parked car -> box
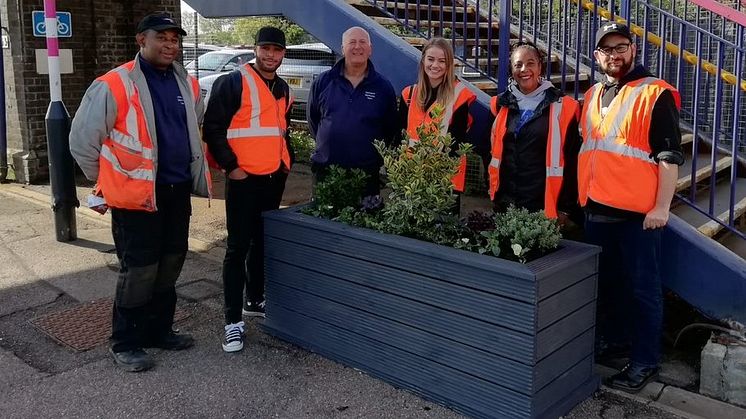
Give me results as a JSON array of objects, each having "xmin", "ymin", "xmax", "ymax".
[
  {"xmin": 199, "ymin": 43, "xmax": 338, "ymax": 122},
  {"xmin": 277, "ymin": 43, "xmax": 337, "ymax": 120},
  {"xmin": 186, "ymin": 49, "xmax": 255, "ymax": 79},
  {"xmin": 181, "ymin": 42, "xmax": 224, "ymax": 64}
]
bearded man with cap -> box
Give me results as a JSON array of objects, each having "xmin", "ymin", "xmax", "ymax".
[
  {"xmin": 578, "ymin": 22, "xmax": 683, "ymax": 392},
  {"xmin": 70, "ymin": 12, "xmax": 210, "ymax": 372},
  {"xmin": 202, "ymin": 26, "xmax": 293, "ymax": 353}
]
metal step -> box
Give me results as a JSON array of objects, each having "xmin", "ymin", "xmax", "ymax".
[
  {"xmin": 346, "ymin": 0, "xmax": 476, "ymax": 15},
  {"xmin": 371, "ymin": 15, "xmax": 498, "ymax": 29},
  {"xmin": 672, "ymin": 177, "xmax": 746, "ymax": 238},
  {"xmin": 675, "ymin": 152, "xmax": 732, "ymax": 193}
]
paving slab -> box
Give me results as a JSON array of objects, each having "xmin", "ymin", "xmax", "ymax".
[{"xmin": 656, "ymin": 386, "xmax": 746, "ymax": 419}]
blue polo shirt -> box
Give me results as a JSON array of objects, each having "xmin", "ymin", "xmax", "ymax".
[
  {"xmin": 306, "ymin": 59, "xmax": 399, "ymax": 171},
  {"xmin": 139, "ymin": 56, "xmax": 191, "ymax": 184}
]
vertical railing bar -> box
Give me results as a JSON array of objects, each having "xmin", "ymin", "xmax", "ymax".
[
  {"xmin": 561, "ymin": 0, "xmax": 569, "ymax": 92},
  {"xmin": 709, "ymin": 43, "xmax": 725, "ymax": 216},
  {"xmin": 440, "ymin": 1, "xmax": 442, "ymax": 38},
  {"xmin": 658, "ymin": 12, "xmax": 666, "ymax": 78},
  {"xmin": 689, "ymin": 7, "xmax": 703, "ymax": 203},
  {"xmin": 487, "ymin": 0, "xmax": 494, "ymax": 79},
  {"xmin": 728, "ymin": 26, "xmax": 743, "ymax": 226},
  {"xmin": 546, "ymin": 0, "xmax": 554, "ymax": 81},
  {"xmin": 407, "ymin": 0, "xmax": 422, "ymax": 35},
  {"xmin": 574, "ymin": 0, "xmax": 583, "ymax": 99},
  {"xmin": 643, "ymin": 3, "xmax": 650, "ymax": 69}
]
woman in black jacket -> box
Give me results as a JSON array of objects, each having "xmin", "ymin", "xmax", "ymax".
[{"xmin": 485, "ymin": 42, "xmax": 582, "ymax": 226}]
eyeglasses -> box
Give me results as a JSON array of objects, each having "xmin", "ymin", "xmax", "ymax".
[{"xmin": 597, "ymin": 43, "xmax": 631, "ymax": 55}]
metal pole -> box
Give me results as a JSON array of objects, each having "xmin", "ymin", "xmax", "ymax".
[
  {"xmin": 497, "ymin": 0, "xmax": 512, "ymax": 92},
  {"xmin": 193, "ymin": 11, "xmax": 199, "ymax": 80},
  {"xmin": 0, "ymin": 10, "xmax": 8, "ymax": 183},
  {"xmin": 43, "ymin": 0, "xmax": 78, "ymax": 242}
]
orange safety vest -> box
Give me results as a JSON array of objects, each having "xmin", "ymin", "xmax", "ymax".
[
  {"xmin": 578, "ymin": 77, "xmax": 681, "ymax": 214},
  {"xmin": 226, "ymin": 64, "xmax": 293, "ymax": 175},
  {"xmin": 488, "ymin": 95, "xmax": 580, "ymax": 218},
  {"xmin": 402, "ymin": 81, "xmax": 476, "ymax": 192},
  {"xmin": 95, "ymin": 60, "xmax": 202, "ymax": 211}
]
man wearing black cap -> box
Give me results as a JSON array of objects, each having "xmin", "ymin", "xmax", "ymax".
[
  {"xmin": 70, "ymin": 12, "xmax": 210, "ymax": 372},
  {"xmin": 578, "ymin": 22, "xmax": 683, "ymax": 392},
  {"xmin": 203, "ymin": 26, "xmax": 293, "ymax": 353}
]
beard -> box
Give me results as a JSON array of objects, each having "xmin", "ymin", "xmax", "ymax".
[
  {"xmin": 601, "ymin": 58, "xmax": 634, "ymax": 79},
  {"xmin": 255, "ymin": 58, "xmax": 281, "ymax": 74}
]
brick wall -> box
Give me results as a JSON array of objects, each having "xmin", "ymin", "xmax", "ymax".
[{"xmin": 1, "ymin": 0, "xmax": 181, "ymax": 183}]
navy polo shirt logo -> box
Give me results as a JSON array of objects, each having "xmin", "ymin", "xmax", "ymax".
[
  {"xmin": 364, "ymin": 91, "xmax": 376, "ymax": 100},
  {"xmin": 177, "ymin": 95, "xmax": 185, "ymax": 105}
]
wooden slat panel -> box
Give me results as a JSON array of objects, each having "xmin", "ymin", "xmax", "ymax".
[
  {"xmin": 266, "ymin": 238, "xmax": 537, "ymax": 330},
  {"xmin": 265, "ymin": 260, "xmax": 536, "ymax": 363},
  {"xmin": 267, "ymin": 283, "xmax": 535, "ymax": 394},
  {"xmin": 265, "ymin": 304, "xmax": 533, "ymax": 419},
  {"xmin": 536, "ymin": 303, "xmax": 596, "ymax": 360},
  {"xmin": 537, "ymin": 275, "xmax": 597, "ymax": 330}
]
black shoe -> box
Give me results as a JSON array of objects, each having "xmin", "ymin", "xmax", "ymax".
[
  {"xmin": 145, "ymin": 331, "xmax": 195, "ymax": 351},
  {"xmin": 242, "ymin": 300, "xmax": 265, "ymax": 318},
  {"xmin": 605, "ymin": 363, "xmax": 660, "ymax": 393},
  {"xmin": 109, "ymin": 348, "xmax": 154, "ymax": 372}
]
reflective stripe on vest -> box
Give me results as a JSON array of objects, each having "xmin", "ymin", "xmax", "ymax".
[
  {"xmin": 403, "ymin": 81, "xmax": 475, "ymax": 192},
  {"xmin": 489, "ymin": 95, "xmax": 578, "ymax": 218},
  {"xmin": 226, "ymin": 64, "xmax": 290, "ymax": 175},
  {"xmin": 578, "ymin": 77, "xmax": 676, "ymax": 213},
  {"xmin": 96, "ymin": 62, "xmax": 158, "ymax": 211}
]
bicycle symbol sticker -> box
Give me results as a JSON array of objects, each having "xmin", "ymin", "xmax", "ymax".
[{"xmin": 32, "ymin": 11, "xmax": 72, "ymax": 38}]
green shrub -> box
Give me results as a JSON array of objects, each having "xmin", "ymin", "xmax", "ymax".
[
  {"xmin": 303, "ymin": 107, "xmax": 562, "ymax": 263},
  {"xmin": 302, "ymin": 165, "xmax": 368, "ymax": 219},
  {"xmin": 483, "ymin": 206, "xmax": 562, "ymax": 263},
  {"xmin": 289, "ymin": 130, "xmax": 315, "ymax": 163}
]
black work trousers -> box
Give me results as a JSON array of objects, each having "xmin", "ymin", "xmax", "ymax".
[
  {"xmin": 110, "ymin": 182, "xmax": 192, "ymax": 352},
  {"xmin": 223, "ymin": 171, "xmax": 287, "ymax": 324}
]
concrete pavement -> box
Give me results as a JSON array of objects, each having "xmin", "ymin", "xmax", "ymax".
[{"xmin": 0, "ymin": 182, "xmax": 743, "ymax": 418}]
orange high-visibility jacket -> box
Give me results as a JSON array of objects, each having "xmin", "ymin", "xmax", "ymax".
[
  {"xmin": 402, "ymin": 81, "xmax": 476, "ymax": 192},
  {"xmin": 95, "ymin": 60, "xmax": 202, "ymax": 212},
  {"xmin": 579, "ymin": 77, "xmax": 681, "ymax": 214},
  {"xmin": 226, "ymin": 64, "xmax": 293, "ymax": 175},
  {"xmin": 488, "ymin": 95, "xmax": 580, "ymax": 218}
]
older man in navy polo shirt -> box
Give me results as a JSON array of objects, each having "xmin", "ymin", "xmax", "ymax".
[{"xmin": 307, "ymin": 26, "xmax": 399, "ymax": 197}]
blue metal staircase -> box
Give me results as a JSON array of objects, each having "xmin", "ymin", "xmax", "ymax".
[{"xmin": 183, "ymin": 0, "xmax": 746, "ymax": 325}]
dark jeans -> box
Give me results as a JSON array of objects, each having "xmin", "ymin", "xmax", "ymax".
[
  {"xmin": 223, "ymin": 171, "xmax": 287, "ymax": 324},
  {"xmin": 311, "ymin": 163, "xmax": 381, "ymax": 197},
  {"xmin": 585, "ymin": 216, "xmax": 663, "ymax": 368},
  {"xmin": 110, "ymin": 182, "xmax": 192, "ymax": 352}
]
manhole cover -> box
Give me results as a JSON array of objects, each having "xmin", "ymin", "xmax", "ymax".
[{"xmin": 29, "ymin": 299, "xmax": 190, "ymax": 352}]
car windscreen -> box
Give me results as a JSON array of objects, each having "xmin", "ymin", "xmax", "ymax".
[
  {"xmin": 283, "ymin": 49, "xmax": 336, "ymax": 66},
  {"xmin": 185, "ymin": 52, "xmax": 233, "ymax": 71}
]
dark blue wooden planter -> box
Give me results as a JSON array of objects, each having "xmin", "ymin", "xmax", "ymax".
[{"xmin": 263, "ymin": 207, "xmax": 601, "ymax": 419}]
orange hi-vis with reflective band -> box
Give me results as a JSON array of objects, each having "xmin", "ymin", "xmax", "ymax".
[
  {"xmin": 579, "ymin": 77, "xmax": 681, "ymax": 214},
  {"xmin": 95, "ymin": 60, "xmax": 201, "ymax": 212},
  {"xmin": 402, "ymin": 81, "xmax": 476, "ymax": 192},
  {"xmin": 488, "ymin": 95, "xmax": 580, "ymax": 219},
  {"xmin": 226, "ymin": 64, "xmax": 292, "ymax": 175}
]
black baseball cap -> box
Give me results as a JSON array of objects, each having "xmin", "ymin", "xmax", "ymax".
[
  {"xmin": 137, "ymin": 13, "xmax": 187, "ymax": 36},
  {"xmin": 255, "ymin": 26, "xmax": 286, "ymax": 48},
  {"xmin": 595, "ymin": 22, "xmax": 632, "ymax": 48}
]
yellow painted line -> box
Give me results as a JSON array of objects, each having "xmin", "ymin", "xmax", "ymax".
[{"xmin": 574, "ymin": 0, "xmax": 746, "ymax": 92}]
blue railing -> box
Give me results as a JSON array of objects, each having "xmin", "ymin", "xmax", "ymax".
[{"xmin": 365, "ymin": 0, "xmax": 745, "ymax": 240}]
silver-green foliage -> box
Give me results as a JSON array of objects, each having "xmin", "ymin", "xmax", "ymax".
[{"xmin": 483, "ymin": 206, "xmax": 561, "ymax": 263}]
